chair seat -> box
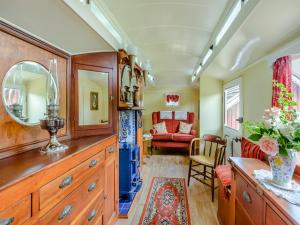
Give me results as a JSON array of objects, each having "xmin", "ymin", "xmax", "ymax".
[{"xmin": 190, "ymin": 155, "xmax": 214, "ymax": 167}]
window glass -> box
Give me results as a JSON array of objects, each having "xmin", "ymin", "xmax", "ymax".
[{"xmin": 224, "ymin": 84, "xmax": 240, "ymax": 130}]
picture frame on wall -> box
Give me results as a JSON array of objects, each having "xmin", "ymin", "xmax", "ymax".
[{"xmin": 90, "ymin": 91, "xmax": 99, "ymax": 110}]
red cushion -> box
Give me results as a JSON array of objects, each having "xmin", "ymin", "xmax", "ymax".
[
  {"xmin": 215, "ymin": 165, "xmax": 232, "ymax": 199},
  {"xmin": 172, "ymin": 133, "xmax": 194, "ymax": 142},
  {"xmin": 152, "ymin": 133, "xmax": 173, "ymax": 141},
  {"xmin": 215, "ymin": 165, "xmax": 232, "ymax": 187},
  {"xmin": 241, "ymin": 137, "xmax": 266, "ymax": 161}
]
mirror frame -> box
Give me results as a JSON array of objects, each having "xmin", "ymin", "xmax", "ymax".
[
  {"xmin": 1, "ymin": 60, "xmax": 50, "ymax": 127},
  {"xmin": 74, "ymin": 63, "xmax": 113, "ymax": 131}
]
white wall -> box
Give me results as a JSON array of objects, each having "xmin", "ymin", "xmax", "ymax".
[
  {"xmin": 225, "ymin": 60, "xmax": 273, "ymax": 133},
  {"xmin": 199, "ymin": 76, "xmax": 223, "ymax": 136}
]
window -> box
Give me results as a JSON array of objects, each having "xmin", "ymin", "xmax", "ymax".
[
  {"xmin": 292, "ymin": 57, "xmax": 300, "ymax": 173},
  {"xmin": 224, "ymin": 84, "xmax": 240, "ymax": 130},
  {"xmin": 4, "ymin": 88, "xmax": 21, "ymax": 105},
  {"xmin": 292, "ymin": 74, "xmax": 300, "ymax": 111}
]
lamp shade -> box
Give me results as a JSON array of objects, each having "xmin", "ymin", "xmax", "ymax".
[{"xmin": 47, "ymin": 59, "xmax": 59, "ymax": 105}]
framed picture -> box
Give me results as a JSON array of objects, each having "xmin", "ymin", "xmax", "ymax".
[{"xmin": 90, "ymin": 92, "xmax": 99, "ymax": 110}]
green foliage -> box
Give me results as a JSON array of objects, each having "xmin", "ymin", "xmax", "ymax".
[{"xmin": 244, "ymin": 81, "xmax": 300, "ymax": 156}]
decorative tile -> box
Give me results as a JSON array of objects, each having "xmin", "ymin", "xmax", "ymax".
[{"xmin": 119, "ymin": 110, "xmax": 136, "ymax": 144}]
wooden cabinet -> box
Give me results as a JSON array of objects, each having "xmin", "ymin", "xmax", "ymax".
[
  {"xmin": 235, "ymin": 173, "xmax": 263, "ymax": 225},
  {"xmin": 230, "ymin": 157, "xmax": 300, "ymax": 225},
  {"xmin": 104, "ymin": 144, "xmax": 118, "ymax": 225},
  {"xmin": 265, "ymin": 205, "xmax": 287, "ymax": 225},
  {"xmin": 0, "ymin": 135, "xmax": 118, "ymax": 225}
]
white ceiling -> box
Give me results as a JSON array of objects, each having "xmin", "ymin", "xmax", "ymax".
[
  {"xmin": 0, "ymin": 0, "xmax": 113, "ymax": 54},
  {"xmin": 205, "ymin": 0, "xmax": 300, "ymax": 80},
  {"xmin": 101, "ymin": 0, "xmax": 229, "ymax": 87}
]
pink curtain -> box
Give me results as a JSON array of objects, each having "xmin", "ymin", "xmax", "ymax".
[{"xmin": 272, "ymin": 56, "xmax": 292, "ymax": 107}]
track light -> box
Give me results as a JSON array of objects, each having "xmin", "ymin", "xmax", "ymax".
[
  {"xmin": 196, "ymin": 64, "xmax": 202, "ymax": 75},
  {"xmin": 215, "ymin": 0, "xmax": 242, "ymax": 46},
  {"xmin": 202, "ymin": 45, "xmax": 213, "ymax": 65}
]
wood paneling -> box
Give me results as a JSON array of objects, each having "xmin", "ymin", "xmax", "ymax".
[
  {"xmin": 0, "ymin": 21, "xmax": 70, "ymax": 159},
  {"xmin": 71, "ymin": 52, "xmax": 118, "ymax": 138},
  {"xmin": 104, "ymin": 143, "xmax": 118, "ymax": 225}
]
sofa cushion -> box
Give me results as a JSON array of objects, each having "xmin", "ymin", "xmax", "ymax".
[
  {"xmin": 172, "ymin": 133, "xmax": 194, "ymax": 142},
  {"xmin": 178, "ymin": 121, "xmax": 193, "ymax": 134},
  {"xmin": 153, "ymin": 121, "xmax": 168, "ymax": 134},
  {"xmin": 152, "ymin": 133, "xmax": 173, "ymax": 141}
]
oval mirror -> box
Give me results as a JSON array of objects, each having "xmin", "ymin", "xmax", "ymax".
[{"xmin": 2, "ymin": 61, "xmax": 50, "ymax": 126}]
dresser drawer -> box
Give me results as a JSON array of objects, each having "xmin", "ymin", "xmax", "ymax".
[
  {"xmin": 105, "ymin": 144, "xmax": 115, "ymax": 160},
  {"xmin": 40, "ymin": 169, "xmax": 104, "ymax": 225},
  {"xmin": 0, "ymin": 195, "xmax": 31, "ymax": 225},
  {"xmin": 40, "ymin": 150, "xmax": 105, "ymax": 211},
  {"xmin": 72, "ymin": 192, "xmax": 104, "ymax": 225},
  {"xmin": 235, "ymin": 173, "xmax": 263, "ymax": 225}
]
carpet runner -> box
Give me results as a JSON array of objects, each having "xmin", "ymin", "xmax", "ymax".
[{"xmin": 138, "ymin": 177, "xmax": 191, "ymax": 225}]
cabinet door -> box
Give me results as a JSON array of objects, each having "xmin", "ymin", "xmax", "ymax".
[
  {"xmin": 104, "ymin": 152, "xmax": 118, "ymax": 225},
  {"xmin": 265, "ymin": 205, "xmax": 287, "ymax": 225}
]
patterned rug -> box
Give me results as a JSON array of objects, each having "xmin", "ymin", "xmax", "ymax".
[{"xmin": 138, "ymin": 177, "xmax": 191, "ymax": 225}]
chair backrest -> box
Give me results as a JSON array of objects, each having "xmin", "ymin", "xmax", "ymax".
[
  {"xmin": 152, "ymin": 111, "xmax": 194, "ymax": 133},
  {"xmin": 190, "ymin": 134, "xmax": 227, "ymax": 167},
  {"xmin": 202, "ymin": 134, "xmax": 227, "ymax": 158}
]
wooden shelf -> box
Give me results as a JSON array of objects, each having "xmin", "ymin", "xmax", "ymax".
[{"xmin": 118, "ymin": 106, "xmax": 144, "ymax": 111}]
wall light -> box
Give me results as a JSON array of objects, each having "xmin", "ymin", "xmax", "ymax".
[
  {"xmin": 202, "ymin": 45, "xmax": 213, "ymax": 65},
  {"xmin": 215, "ymin": 0, "xmax": 242, "ymax": 46},
  {"xmin": 192, "ymin": 74, "xmax": 196, "ymax": 82}
]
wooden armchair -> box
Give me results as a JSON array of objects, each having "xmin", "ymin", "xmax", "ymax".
[{"xmin": 187, "ymin": 135, "xmax": 227, "ymax": 201}]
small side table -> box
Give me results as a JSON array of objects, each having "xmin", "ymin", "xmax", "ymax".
[{"xmin": 142, "ymin": 137, "xmax": 152, "ymax": 163}]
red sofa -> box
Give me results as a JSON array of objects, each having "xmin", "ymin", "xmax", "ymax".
[{"xmin": 150, "ymin": 111, "xmax": 196, "ymax": 152}]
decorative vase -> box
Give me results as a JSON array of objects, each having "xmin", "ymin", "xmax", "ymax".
[
  {"xmin": 268, "ymin": 150, "xmax": 297, "ymax": 188},
  {"xmin": 124, "ymin": 86, "xmax": 132, "ymax": 103},
  {"xmin": 132, "ymin": 85, "xmax": 140, "ymax": 107}
]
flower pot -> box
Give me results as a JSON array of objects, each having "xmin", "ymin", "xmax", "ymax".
[{"xmin": 268, "ymin": 150, "xmax": 297, "ymax": 188}]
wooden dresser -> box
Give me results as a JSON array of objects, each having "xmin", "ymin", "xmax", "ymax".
[
  {"xmin": 230, "ymin": 157, "xmax": 300, "ymax": 225},
  {"xmin": 0, "ymin": 135, "xmax": 118, "ymax": 225}
]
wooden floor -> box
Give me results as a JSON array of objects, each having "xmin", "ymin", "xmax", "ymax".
[{"xmin": 116, "ymin": 150, "xmax": 219, "ymax": 225}]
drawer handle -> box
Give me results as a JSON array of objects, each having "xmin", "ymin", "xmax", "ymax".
[
  {"xmin": 58, "ymin": 205, "xmax": 73, "ymax": 221},
  {"xmin": 59, "ymin": 176, "xmax": 73, "ymax": 189},
  {"xmin": 108, "ymin": 146, "xmax": 114, "ymax": 154},
  {"xmin": 88, "ymin": 209, "xmax": 97, "ymax": 221},
  {"xmin": 88, "ymin": 182, "xmax": 97, "ymax": 192},
  {"xmin": 0, "ymin": 217, "xmax": 15, "ymax": 225},
  {"xmin": 242, "ymin": 191, "xmax": 252, "ymax": 204},
  {"xmin": 89, "ymin": 159, "xmax": 98, "ymax": 168}
]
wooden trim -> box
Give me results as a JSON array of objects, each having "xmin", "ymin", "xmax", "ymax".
[
  {"xmin": 71, "ymin": 52, "xmax": 118, "ymax": 138},
  {"xmin": 0, "ymin": 20, "xmax": 71, "ymax": 159},
  {"xmin": 0, "ymin": 20, "xmax": 69, "ymax": 58}
]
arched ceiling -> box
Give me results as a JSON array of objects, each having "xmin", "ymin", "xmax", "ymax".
[
  {"xmin": 204, "ymin": 0, "xmax": 300, "ymax": 80},
  {"xmin": 100, "ymin": 0, "xmax": 230, "ymax": 87}
]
